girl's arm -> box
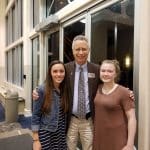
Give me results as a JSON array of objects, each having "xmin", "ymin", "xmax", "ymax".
[
  {"xmin": 32, "ymin": 131, "xmax": 41, "ymax": 150},
  {"xmin": 122, "ymin": 108, "xmax": 137, "ymax": 150}
]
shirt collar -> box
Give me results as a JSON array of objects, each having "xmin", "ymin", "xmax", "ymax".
[{"xmin": 75, "ymin": 62, "xmax": 87, "ymax": 71}]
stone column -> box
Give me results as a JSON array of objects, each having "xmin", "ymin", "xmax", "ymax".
[{"xmin": 134, "ymin": 0, "xmax": 150, "ymax": 149}]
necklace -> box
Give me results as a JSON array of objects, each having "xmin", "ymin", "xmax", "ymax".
[{"xmin": 102, "ymin": 84, "xmax": 118, "ymax": 95}]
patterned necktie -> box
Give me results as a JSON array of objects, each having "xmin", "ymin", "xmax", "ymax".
[{"xmin": 77, "ymin": 67, "xmax": 86, "ymax": 119}]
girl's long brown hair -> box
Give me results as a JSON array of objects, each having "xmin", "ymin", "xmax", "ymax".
[{"xmin": 42, "ymin": 60, "xmax": 69, "ymax": 114}]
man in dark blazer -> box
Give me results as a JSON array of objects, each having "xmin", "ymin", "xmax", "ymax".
[{"xmin": 66, "ymin": 35, "xmax": 99, "ymax": 150}]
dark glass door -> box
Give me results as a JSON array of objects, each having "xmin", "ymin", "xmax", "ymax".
[
  {"xmin": 63, "ymin": 19, "xmax": 85, "ymax": 63},
  {"xmin": 91, "ymin": 0, "xmax": 134, "ymax": 89}
]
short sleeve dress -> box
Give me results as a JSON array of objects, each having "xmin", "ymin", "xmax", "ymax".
[{"xmin": 93, "ymin": 84, "xmax": 135, "ymax": 150}]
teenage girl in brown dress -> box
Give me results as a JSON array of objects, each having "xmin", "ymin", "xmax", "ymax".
[{"xmin": 93, "ymin": 60, "xmax": 136, "ymax": 150}]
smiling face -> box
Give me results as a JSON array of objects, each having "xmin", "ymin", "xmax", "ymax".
[
  {"xmin": 50, "ymin": 64, "xmax": 65, "ymax": 88},
  {"xmin": 72, "ymin": 40, "xmax": 89, "ymax": 65},
  {"xmin": 100, "ymin": 62, "xmax": 117, "ymax": 84}
]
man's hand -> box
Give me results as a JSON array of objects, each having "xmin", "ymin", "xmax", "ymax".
[
  {"xmin": 129, "ymin": 90, "xmax": 135, "ymax": 101},
  {"xmin": 32, "ymin": 89, "xmax": 39, "ymax": 100}
]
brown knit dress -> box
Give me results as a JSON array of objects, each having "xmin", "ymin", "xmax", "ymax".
[{"xmin": 93, "ymin": 85, "xmax": 135, "ymax": 150}]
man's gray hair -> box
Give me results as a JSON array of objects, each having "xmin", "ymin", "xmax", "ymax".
[{"xmin": 72, "ymin": 35, "xmax": 89, "ymax": 49}]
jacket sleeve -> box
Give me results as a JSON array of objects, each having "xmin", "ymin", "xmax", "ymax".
[{"xmin": 31, "ymin": 84, "xmax": 45, "ymax": 131}]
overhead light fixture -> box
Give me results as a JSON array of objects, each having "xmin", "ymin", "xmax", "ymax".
[{"xmin": 125, "ymin": 55, "xmax": 131, "ymax": 68}]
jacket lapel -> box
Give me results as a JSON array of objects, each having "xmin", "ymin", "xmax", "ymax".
[
  {"xmin": 69, "ymin": 62, "xmax": 76, "ymax": 98},
  {"xmin": 87, "ymin": 62, "xmax": 93, "ymax": 100}
]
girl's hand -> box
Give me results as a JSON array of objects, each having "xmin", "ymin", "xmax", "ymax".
[
  {"xmin": 33, "ymin": 140, "xmax": 41, "ymax": 150},
  {"xmin": 129, "ymin": 90, "xmax": 135, "ymax": 101}
]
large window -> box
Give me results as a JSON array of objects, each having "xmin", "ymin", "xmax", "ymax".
[
  {"xmin": 91, "ymin": 0, "xmax": 134, "ymax": 89},
  {"xmin": 6, "ymin": 0, "xmax": 23, "ymax": 45},
  {"xmin": 6, "ymin": 44, "xmax": 24, "ymax": 86}
]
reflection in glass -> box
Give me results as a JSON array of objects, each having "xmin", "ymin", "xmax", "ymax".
[
  {"xmin": 91, "ymin": 0, "xmax": 134, "ymax": 89},
  {"xmin": 33, "ymin": 0, "xmax": 39, "ymax": 27},
  {"xmin": 46, "ymin": 0, "xmax": 69, "ymax": 16},
  {"xmin": 47, "ymin": 32, "xmax": 59, "ymax": 66},
  {"xmin": 32, "ymin": 37, "xmax": 40, "ymax": 89}
]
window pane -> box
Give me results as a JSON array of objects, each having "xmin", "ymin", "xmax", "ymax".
[
  {"xmin": 6, "ymin": 45, "xmax": 23, "ymax": 86},
  {"xmin": 7, "ymin": 51, "xmax": 13, "ymax": 82},
  {"xmin": 12, "ymin": 48, "xmax": 16, "ymax": 83},
  {"xmin": 6, "ymin": 16, "xmax": 8, "ymax": 46},
  {"xmin": 12, "ymin": 6, "xmax": 15, "ymax": 42},
  {"xmin": 32, "ymin": 37, "xmax": 40, "ymax": 89},
  {"xmin": 18, "ymin": 0, "xmax": 23, "ymax": 37},
  {"xmin": 46, "ymin": 0, "xmax": 68, "ymax": 16},
  {"xmin": 91, "ymin": 0, "xmax": 134, "ymax": 89},
  {"xmin": 5, "ymin": 0, "xmax": 23, "ymax": 45},
  {"xmin": 33, "ymin": 0, "xmax": 39, "ymax": 27},
  {"xmin": 19, "ymin": 45, "xmax": 24, "ymax": 86},
  {"xmin": 47, "ymin": 32, "xmax": 59, "ymax": 65},
  {"xmin": 10, "ymin": 10, "xmax": 13, "ymax": 44}
]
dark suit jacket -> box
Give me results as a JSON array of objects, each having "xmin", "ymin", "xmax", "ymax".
[{"xmin": 65, "ymin": 61, "xmax": 100, "ymax": 129}]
